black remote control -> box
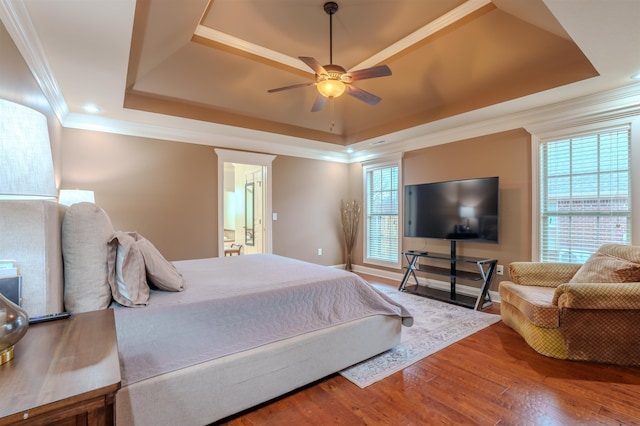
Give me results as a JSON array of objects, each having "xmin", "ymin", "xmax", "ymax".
[{"xmin": 28, "ymin": 312, "xmax": 72, "ymax": 324}]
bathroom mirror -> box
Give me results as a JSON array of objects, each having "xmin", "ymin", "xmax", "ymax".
[{"xmin": 245, "ymin": 182, "xmax": 254, "ymax": 246}]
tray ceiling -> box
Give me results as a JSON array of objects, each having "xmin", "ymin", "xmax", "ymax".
[
  {"xmin": 123, "ymin": 0, "xmax": 597, "ymax": 145},
  {"xmin": 8, "ymin": 0, "xmax": 639, "ymax": 157}
]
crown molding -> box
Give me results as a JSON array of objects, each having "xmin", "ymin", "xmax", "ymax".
[
  {"xmin": 194, "ymin": 25, "xmax": 312, "ymax": 74},
  {"xmin": 352, "ymin": 81, "xmax": 640, "ymax": 162},
  {"xmin": 4, "ymin": 0, "xmax": 638, "ymax": 165},
  {"xmin": 352, "ymin": 0, "xmax": 492, "ymax": 71},
  {"xmin": 62, "ymin": 111, "xmax": 352, "ymax": 163},
  {"xmin": 60, "ymin": 82, "xmax": 640, "ymax": 165},
  {"xmin": 195, "ymin": 0, "xmax": 492, "ymax": 74},
  {"xmin": 522, "ymin": 84, "xmax": 640, "ymax": 136},
  {"xmin": 0, "ymin": 0, "xmax": 69, "ymax": 121}
]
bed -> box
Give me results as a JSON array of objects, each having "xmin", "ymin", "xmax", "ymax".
[{"xmin": 59, "ymin": 203, "xmax": 412, "ymax": 425}]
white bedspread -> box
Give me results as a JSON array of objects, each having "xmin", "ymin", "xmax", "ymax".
[{"xmin": 113, "ymin": 254, "xmax": 412, "ymax": 386}]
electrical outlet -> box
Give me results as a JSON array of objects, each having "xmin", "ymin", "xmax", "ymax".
[
  {"xmin": 317, "ymin": 248, "xmax": 322, "ymax": 256},
  {"xmin": 496, "ymin": 264, "xmax": 504, "ymax": 275}
]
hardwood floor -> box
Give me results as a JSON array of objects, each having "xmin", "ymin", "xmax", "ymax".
[{"xmin": 216, "ymin": 275, "xmax": 640, "ymax": 425}]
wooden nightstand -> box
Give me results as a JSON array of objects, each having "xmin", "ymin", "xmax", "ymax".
[{"xmin": 0, "ymin": 309, "xmax": 121, "ymax": 425}]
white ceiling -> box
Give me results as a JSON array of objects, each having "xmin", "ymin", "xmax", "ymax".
[{"xmin": 1, "ymin": 0, "xmax": 639, "ymax": 162}]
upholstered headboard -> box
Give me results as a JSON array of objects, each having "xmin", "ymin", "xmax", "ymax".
[{"xmin": 0, "ymin": 200, "xmax": 63, "ymax": 316}]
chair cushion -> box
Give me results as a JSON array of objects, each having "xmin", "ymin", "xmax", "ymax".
[
  {"xmin": 509, "ymin": 262, "xmax": 580, "ymax": 287},
  {"xmin": 500, "ymin": 301, "xmax": 568, "ymax": 359},
  {"xmin": 499, "ymin": 281, "xmax": 559, "ymax": 328},
  {"xmin": 598, "ymin": 243, "xmax": 640, "ymax": 263},
  {"xmin": 570, "ymin": 244, "xmax": 640, "ymax": 283}
]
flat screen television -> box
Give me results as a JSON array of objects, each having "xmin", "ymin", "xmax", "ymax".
[{"xmin": 404, "ymin": 176, "xmax": 499, "ymax": 243}]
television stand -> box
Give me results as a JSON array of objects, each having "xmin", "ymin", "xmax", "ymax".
[{"xmin": 398, "ymin": 241, "xmax": 497, "ymax": 310}]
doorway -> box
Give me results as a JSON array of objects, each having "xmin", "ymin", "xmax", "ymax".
[
  {"xmin": 223, "ymin": 163, "xmax": 263, "ymax": 255},
  {"xmin": 215, "ymin": 149, "xmax": 275, "ymax": 257}
]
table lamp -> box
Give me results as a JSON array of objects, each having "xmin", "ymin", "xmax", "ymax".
[
  {"xmin": 459, "ymin": 206, "xmax": 475, "ymax": 232},
  {"xmin": 0, "ymin": 98, "xmax": 57, "ymax": 364},
  {"xmin": 58, "ymin": 189, "xmax": 95, "ymax": 206}
]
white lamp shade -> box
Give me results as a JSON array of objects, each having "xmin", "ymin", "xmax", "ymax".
[
  {"xmin": 58, "ymin": 189, "xmax": 95, "ymax": 206},
  {"xmin": 459, "ymin": 206, "xmax": 475, "ymax": 218},
  {"xmin": 0, "ymin": 99, "xmax": 56, "ymax": 200}
]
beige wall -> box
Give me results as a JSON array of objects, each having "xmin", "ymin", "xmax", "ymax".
[
  {"xmin": 350, "ymin": 129, "xmax": 531, "ymax": 291},
  {"xmin": 60, "ymin": 128, "xmax": 353, "ymax": 265},
  {"xmin": 272, "ymin": 156, "xmax": 350, "ymax": 265},
  {"xmin": 402, "ymin": 129, "xmax": 531, "ymax": 276},
  {"xmin": 60, "ymin": 128, "xmax": 218, "ymax": 261},
  {"xmin": 347, "ymin": 161, "xmax": 365, "ymax": 265}
]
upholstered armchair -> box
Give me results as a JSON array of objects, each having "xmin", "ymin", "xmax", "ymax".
[{"xmin": 499, "ymin": 244, "xmax": 640, "ymax": 366}]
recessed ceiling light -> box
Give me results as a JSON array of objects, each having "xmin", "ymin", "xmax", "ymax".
[
  {"xmin": 82, "ymin": 104, "xmax": 101, "ymax": 113},
  {"xmin": 631, "ymin": 71, "xmax": 640, "ymax": 80},
  {"xmin": 346, "ymin": 148, "xmax": 354, "ymax": 153}
]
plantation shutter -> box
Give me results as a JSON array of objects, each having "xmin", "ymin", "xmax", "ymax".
[
  {"xmin": 539, "ymin": 126, "xmax": 632, "ymax": 262},
  {"xmin": 365, "ymin": 164, "xmax": 399, "ymax": 264}
]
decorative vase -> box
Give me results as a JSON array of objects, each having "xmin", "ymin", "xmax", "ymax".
[
  {"xmin": 345, "ymin": 252, "xmax": 352, "ymax": 272},
  {"xmin": 0, "ymin": 292, "xmax": 29, "ymax": 365},
  {"xmin": 341, "ymin": 200, "xmax": 360, "ymax": 272}
]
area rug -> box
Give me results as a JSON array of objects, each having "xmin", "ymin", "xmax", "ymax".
[{"xmin": 340, "ymin": 285, "xmax": 501, "ymax": 388}]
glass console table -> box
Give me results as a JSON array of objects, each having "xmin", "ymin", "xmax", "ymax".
[{"xmin": 399, "ymin": 243, "xmax": 498, "ymax": 310}]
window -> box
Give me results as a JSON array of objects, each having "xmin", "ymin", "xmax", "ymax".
[
  {"xmin": 539, "ymin": 126, "xmax": 631, "ymax": 262},
  {"xmin": 363, "ymin": 159, "xmax": 401, "ymax": 267}
]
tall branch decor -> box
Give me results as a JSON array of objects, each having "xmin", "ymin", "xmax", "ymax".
[{"xmin": 341, "ymin": 200, "xmax": 361, "ymax": 271}]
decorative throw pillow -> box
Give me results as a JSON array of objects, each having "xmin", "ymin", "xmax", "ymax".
[
  {"xmin": 570, "ymin": 245, "xmax": 640, "ymax": 283},
  {"xmin": 62, "ymin": 202, "xmax": 114, "ymax": 313},
  {"xmin": 107, "ymin": 231, "xmax": 150, "ymax": 307},
  {"xmin": 597, "ymin": 243, "xmax": 640, "ymax": 264},
  {"xmin": 130, "ymin": 232, "xmax": 185, "ymax": 292}
]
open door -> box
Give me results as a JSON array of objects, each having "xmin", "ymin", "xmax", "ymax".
[{"xmin": 215, "ymin": 149, "xmax": 275, "ymax": 257}]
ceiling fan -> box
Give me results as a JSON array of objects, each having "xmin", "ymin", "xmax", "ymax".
[{"xmin": 267, "ymin": 1, "xmax": 392, "ymax": 112}]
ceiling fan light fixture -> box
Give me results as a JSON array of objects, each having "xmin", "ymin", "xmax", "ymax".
[
  {"xmin": 317, "ymin": 79, "xmax": 346, "ymax": 98},
  {"xmin": 267, "ymin": 1, "xmax": 391, "ymax": 111}
]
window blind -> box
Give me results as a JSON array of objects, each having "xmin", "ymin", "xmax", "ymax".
[
  {"xmin": 539, "ymin": 126, "xmax": 631, "ymax": 262},
  {"xmin": 365, "ymin": 164, "xmax": 399, "ymax": 264}
]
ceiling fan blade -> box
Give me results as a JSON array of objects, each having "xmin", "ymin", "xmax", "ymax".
[
  {"xmin": 345, "ymin": 85, "xmax": 381, "ymax": 106},
  {"xmin": 311, "ymin": 94, "xmax": 327, "ymax": 112},
  {"xmin": 267, "ymin": 82, "xmax": 314, "ymax": 93},
  {"xmin": 299, "ymin": 56, "xmax": 328, "ymax": 76},
  {"xmin": 346, "ymin": 65, "xmax": 392, "ymax": 82}
]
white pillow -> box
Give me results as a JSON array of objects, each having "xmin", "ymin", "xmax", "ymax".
[{"xmin": 62, "ymin": 202, "xmax": 114, "ymax": 313}]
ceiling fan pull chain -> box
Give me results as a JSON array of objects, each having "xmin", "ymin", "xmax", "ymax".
[{"xmin": 330, "ymin": 99, "xmax": 336, "ymax": 132}]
